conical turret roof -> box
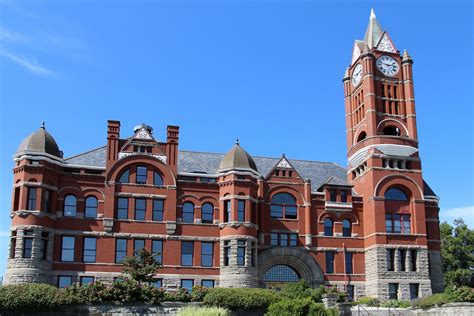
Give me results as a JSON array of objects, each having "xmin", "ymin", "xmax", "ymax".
[
  {"xmin": 16, "ymin": 122, "xmax": 62, "ymax": 158},
  {"xmin": 218, "ymin": 140, "xmax": 258, "ymax": 173}
]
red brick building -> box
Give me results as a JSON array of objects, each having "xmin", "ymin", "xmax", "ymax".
[{"xmin": 4, "ymin": 10, "xmax": 443, "ymax": 300}]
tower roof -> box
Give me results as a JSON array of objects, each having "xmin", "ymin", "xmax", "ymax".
[
  {"xmin": 16, "ymin": 122, "xmax": 62, "ymax": 158},
  {"xmin": 363, "ymin": 8, "xmax": 383, "ymax": 49},
  {"xmin": 218, "ymin": 140, "xmax": 258, "ymax": 173}
]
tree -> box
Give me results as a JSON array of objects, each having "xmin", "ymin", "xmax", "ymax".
[
  {"xmin": 121, "ymin": 248, "xmax": 161, "ymax": 284},
  {"xmin": 440, "ymin": 219, "xmax": 474, "ymax": 288}
]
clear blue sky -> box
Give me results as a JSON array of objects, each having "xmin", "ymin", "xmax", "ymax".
[{"xmin": 0, "ymin": 0, "xmax": 472, "ymax": 279}]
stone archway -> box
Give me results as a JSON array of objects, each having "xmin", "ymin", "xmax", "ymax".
[{"xmin": 257, "ymin": 247, "xmax": 324, "ymax": 288}]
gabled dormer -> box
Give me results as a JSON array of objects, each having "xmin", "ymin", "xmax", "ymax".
[
  {"xmin": 318, "ymin": 177, "xmax": 353, "ymax": 212},
  {"xmin": 119, "ymin": 124, "xmax": 167, "ymax": 163},
  {"xmin": 266, "ymin": 155, "xmax": 303, "ymax": 183}
]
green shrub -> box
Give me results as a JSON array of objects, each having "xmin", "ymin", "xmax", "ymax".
[
  {"xmin": 446, "ymin": 286, "xmax": 474, "ymax": 303},
  {"xmin": 354, "ymin": 296, "xmax": 380, "ymax": 307},
  {"xmin": 380, "ymin": 300, "xmax": 411, "ymax": 308},
  {"xmin": 65, "ymin": 281, "xmax": 113, "ymax": 303},
  {"xmin": 178, "ymin": 306, "xmax": 230, "ymax": 316},
  {"xmin": 280, "ymin": 280, "xmax": 312, "ymax": 300},
  {"xmin": 109, "ymin": 278, "xmax": 148, "ymax": 302},
  {"xmin": 203, "ymin": 288, "xmax": 280, "ymax": 311},
  {"xmin": 143, "ymin": 286, "xmax": 167, "ymax": 304},
  {"xmin": 266, "ymin": 298, "xmax": 335, "ymax": 316},
  {"xmin": 0, "ymin": 283, "xmax": 73, "ymax": 312},
  {"xmin": 411, "ymin": 293, "xmax": 450, "ymax": 309},
  {"xmin": 191, "ymin": 285, "xmax": 209, "ymax": 302}
]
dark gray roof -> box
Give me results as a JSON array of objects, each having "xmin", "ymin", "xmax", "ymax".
[
  {"xmin": 16, "ymin": 126, "xmax": 61, "ymax": 158},
  {"xmin": 218, "ymin": 143, "xmax": 258, "ymax": 173},
  {"xmin": 63, "ymin": 146, "xmax": 437, "ymax": 197}
]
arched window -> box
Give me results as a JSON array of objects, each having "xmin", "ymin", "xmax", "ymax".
[
  {"xmin": 342, "ymin": 219, "xmax": 352, "ymax": 237},
  {"xmin": 324, "ymin": 218, "xmax": 333, "ymax": 236},
  {"xmin": 136, "ymin": 165, "xmax": 148, "ymax": 184},
  {"xmin": 153, "ymin": 170, "xmax": 164, "ymax": 186},
  {"xmin": 118, "ymin": 168, "xmax": 130, "ymax": 183},
  {"xmin": 357, "ymin": 131, "xmax": 367, "ymax": 142},
  {"xmin": 385, "ymin": 188, "xmax": 409, "ymax": 201},
  {"xmin": 383, "ymin": 126, "xmax": 401, "ymax": 136},
  {"xmin": 64, "ymin": 195, "xmax": 77, "ymax": 217},
  {"xmin": 264, "ymin": 265, "xmax": 300, "ymax": 289},
  {"xmin": 182, "ymin": 202, "xmax": 194, "ymax": 223},
  {"xmin": 85, "ymin": 196, "xmax": 98, "ymax": 218},
  {"xmin": 271, "ymin": 193, "xmax": 297, "ymax": 219},
  {"xmin": 202, "ymin": 203, "xmax": 214, "ymax": 224}
]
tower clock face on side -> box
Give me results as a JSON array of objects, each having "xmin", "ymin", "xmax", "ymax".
[
  {"xmin": 376, "ymin": 55, "xmax": 400, "ymax": 76},
  {"xmin": 352, "ymin": 64, "xmax": 363, "ymax": 86}
]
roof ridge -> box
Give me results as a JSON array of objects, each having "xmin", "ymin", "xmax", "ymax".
[{"xmin": 64, "ymin": 145, "xmax": 106, "ymax": 160}]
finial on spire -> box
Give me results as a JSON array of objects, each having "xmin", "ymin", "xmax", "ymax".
[
  {"xmin": 370, "ymin": 8, "xmax": 376, "ymax": 20},
  {"xmin": 235, "ymin": 138, "xmax": 239, "ymax": 145},
  {"xmin": 41, "ymin": 121, "xmax": 45, "ymax": 129},
  {"xmin": 282, "ymin": 153, "xmax": 286, "ymax": 158},
  {"xmin": 402, "ymin": 49, "xmax": 413, "ymax": 63}
]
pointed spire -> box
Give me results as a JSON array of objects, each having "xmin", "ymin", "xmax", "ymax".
[{"xmin": 364, "ymin": 8, "xmax": 383, "ymax": 48}]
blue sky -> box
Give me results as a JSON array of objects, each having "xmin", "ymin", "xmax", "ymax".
[{"xmin": 0, "ymin": 0, "xmax": 472, "ymax": 279}]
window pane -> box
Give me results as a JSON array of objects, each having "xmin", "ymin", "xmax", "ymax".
[
  {"xmin": 271, "ymin": 193, "xmax": 296, "ymax": 205},
  {"xmin": 290, "ymin": 234, "xmax": 298, "ymax": 246},
  {"xmin": 385, "ymin": 214, "xmax": 393, "ymax": 233},
  {"xmin": 393, "ymin": 215, "xmax": 402, "ymax": 233},
  {"xmin": 326, "ymin": 252, "xmax": 335, "ymax": 274},
  {"xmin": 85, "ymin": 196, "xmax": 98, "ymax": 218},
  {"xmin": 58, "ymin": 276, "xmax": 72, "ymax": 288},
  {"xmin": 136, "ymin": 166, "xmax": 148, "ymax": 184},
  {"xmin": 153, "ymin": 171, "xmax": 163, "ymax": 186},
  {"xmin": 23, "ymin": 238, "xmax": 33, "ymax": 258},
  {"xmin": 238, "ymin": 200, "xmax": 245, "ymax": 222},
  {"xmin": 61, "ymin": 236, "xmax": 75, "ymax": 262},
  {"xmin": 135, "ymin": 198, "xmax": 146, "ymax": 220},
  {"xmin": 118, "ymin": 169, "xmax": 130, "ymax": 183},
  {"xmin": 403, "ymin": 215, "xmax": 411, "ymax": 234},
  {"xmin": 201, "ymin": 242, "xmax": 213, "ymax": 267},
  {"xmin": 151, "ymin": 279, "xmax": 162, "ymax": 288},
  {"xmin": 271, "ymin": 205, "xmax": 283, "ymax": 218},
  {"xmin": 181, "ymin": 241, "xmax": 193, "ymax": 266},
  {"xmin": 385, "ymin": 188, "xmax": 408, "ymax": 201},
  {"xmin": 285, "ymin": 206, "xmax": 297, "ymax": 219},
  {"xmin": 202, "ymin": 203, "xmax": 214, "ymax": 223},
  {"xmin": 237, "ymin": 242, "xmax": 245, "ymax": 266},
  {"xmin": 345, "ymin": 252, "xmax": 353, "ymax": 274},
  {"xmin": 224, "ymin": 200, "xmax": 231, "ymax": 222},
  {"xmin": 181, "ymin": 279, "xmax": 194, "ymax": 291},
  {"xmin": 201, "ymin": 280, "xmax": 214, "ymax": 288},
  {"xmin": 280, "ymin": 234, "xmax": 288, "ymax": 246},
  {"xmin": 342, "ymin": 219, "xmax": 351, "ymax": 237},
  {"xmin": 153, "ymin": 200, "xmax": 164, "ymax": 221},
  {"xmin": 134, "ymin": 239, "xmax": 145, "ymax": 255},
  {"xmin": 27, "ymin": 187, "xmax": 37, "ymax": 210},
  {"xmin": 64, "ymin": 195, "xmax": 77, "ymax": 217},
  {"xmin": 264, "ymin": 265, "xmax": 299, "ymax": 282},
  {"xmin": 116, "ymin": 239, "xmax": 127, "ymax": 263},
  {"xmin": 152, "ymin": 240, "xmax": 163, "ymax": 264},
  {"xmin": 271, "ymin": 233, "xmax": 278, "ymax": 246},
  {"xmin": 83, "ymin": 237, "xmax": 96, "ymax": 263},
  {"xmin": 117, "ymin": 198, "xmax": 129, "ymax": 219},
  {"xmin": 182, "ymin": 203, "xmax": 194, "ymax": 223},
  {"xmin": 324, "ymin": 218, "xmax": 333, "ymax": 236},
  {"xmin": 80, "ymin": 277, "xmax": 94, "ymax": 286}
]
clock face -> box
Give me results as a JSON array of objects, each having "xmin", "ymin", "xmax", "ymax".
[
  {"xmin": 352, "ymin": 64, "xmax": 363, "ymax": 86},
  {"xmin": 376, "ymin": 55, "xmax": 400, "ymax": 76}
]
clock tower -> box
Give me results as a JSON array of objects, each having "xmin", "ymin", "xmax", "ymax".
[{"xmin": 342, "ymin": 9, "xmax": 444, "ymax": 298}]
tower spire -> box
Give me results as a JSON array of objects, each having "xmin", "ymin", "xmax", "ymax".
[{"xmin": 364, "ymin": 8, "xmax": 383, "ymax": 48}]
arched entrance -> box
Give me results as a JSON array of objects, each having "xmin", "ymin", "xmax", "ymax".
[{"xmin": 258, "ymin": 247, "xmax": 324, "ymax": 288}]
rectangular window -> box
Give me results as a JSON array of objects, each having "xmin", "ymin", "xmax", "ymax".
[
  {"xmin": 134, "ymin": 239, "xmax": 145, "ymax": 256},
  {"xmin": 27, "ymin": 187, "xmax": 37, "ymax": 210},
  {"xmin": 224, "ymin": 200, "xmax": 231, "ymax": 222},
  {"xmin": 388, "ymin": 283, "xmax": 399, "ymax": 300},
  {"xmin": 409, "ymin": 283, "xmax": 419, "ymax": 300},
  {"xmin": 40, "ymin": 232, "xmax": 48, "ymax": 260},
  {"xmin": 115, "ymin": 239, "xmax": 127, "ymax": 263},
  {"xmin": 10, "ymin": 231, "xmax": 17, "ymax": 258},
  {"xmin": 223, "ymin": 241, "xmax": 230, "ymax": 266},
  {"xmin": 345, "ymin": 252, "xmax": 353, "ymax": 274},
  {"xmin": 136, "ymin": 166, "xmax": 148, "ymax": 184},
  {"xmin": 80, "ymin": 276, "xmax": 94, "ymax": 286},
  {"xmin": 201, "ymin": 280, "xmax": 215, "ymax": 288},
  {"xmin": 329, "ymin": 190, "xmax": 336, "ymax": 202},
  {"xmin": 280, "ymin": 234, "xmax": 288, "ymax": 246},
  {"xmin": 83, "ymin": 237, "xmax": 96, "ymax": 263},
  {"xmin": 181, "ymin": 241, "xmax": 194, "ymax": 266},
  {"xmin": 290, "ymin": 234, "xmax": 298, "ymax": 246},
  {"xmin": 134, "ymin": 198, "xmax": 146, "ymax": 220},
  {"xmin": 411, "ymin": 249, "xmax": 417, "ymax": 271},
  {"xmin": 271, "ymin": 205, "xmax": 283, "ymax": 218},
  {"xmin": 238, "ymin": 200, "xmax": 245, "ymax": 222},
  {"xmin": 387, "ymin": 249, "xmax": 395, "ymax": 271},
  {"xmin": 393, "ymin": 214, "xmax": 402, "ymax": 233},
  {"xmin": 201, "ymin": 242, "xmax": 213, "ymax": 267},
  {"xmin": 117, "ymin": 198, "xmax": 129, "ymax": 220},
  {"xmin": 151, "ymin": 279, "xmax": 162, "ymax": 288},
  {"xmin": 271, "ymin": 233, "xmax": 278, "ymax": 246},
  {"xmin": 399, "ymin": 249, "xmax": 407, "ymax": 271},
  {"xmin": 152, "ymin": 200, "xmax": 164, "ymax": 221},
  {"xmin": 285, "ymin": 205, "xmax": 297, "ymax": 219},
  {"xmin": 61, "ymin": 236, "xmax": 75, "ymax": 262},
  {"xmin": 237, "ymin": 240, "xmax": 246, "ymax": 266},
  {"xmin": 152, "ymin": 240, "xmax": 163, "ymax": 264},
  {"xmin": 22, "ymin": 231, "xmax": 34, "ymax": 258},
  {"xmin": 58, "ymin": 276, "xmax": 72, "ymax": 288},
  {"xmin": 326, "ymin": 251, "xmax": 335, "ymax": 274},
  {"xmin": 341, "ymin": 190, "xmax": 347, "ymax": 203},
  {"xmin": 181, "ymin": 279, "xmax": 194, "ymax": 292},
  {"xmin": 43, "ymin": 189, "xmax": 52, "ymax": 212}
]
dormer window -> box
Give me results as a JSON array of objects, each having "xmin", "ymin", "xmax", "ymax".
[
  {"xmin": 329, "ymin": 190, "xmax": 337, "ymax": 202},
  {"xmin": 341, "ymin": 190, "xmax": 348, "ymax": 203},
  {"xmin": 136, "ymin": 166, "xmax": 147, "ymax": 184}
]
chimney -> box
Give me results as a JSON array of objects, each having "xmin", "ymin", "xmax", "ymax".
[
  {"xmin": 106, "ymin": 120, "xmax": 121, "ymax": 170},
  {"xmin": 166, "ymin": 125, "xmax": 179, "ymax": 175}
]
